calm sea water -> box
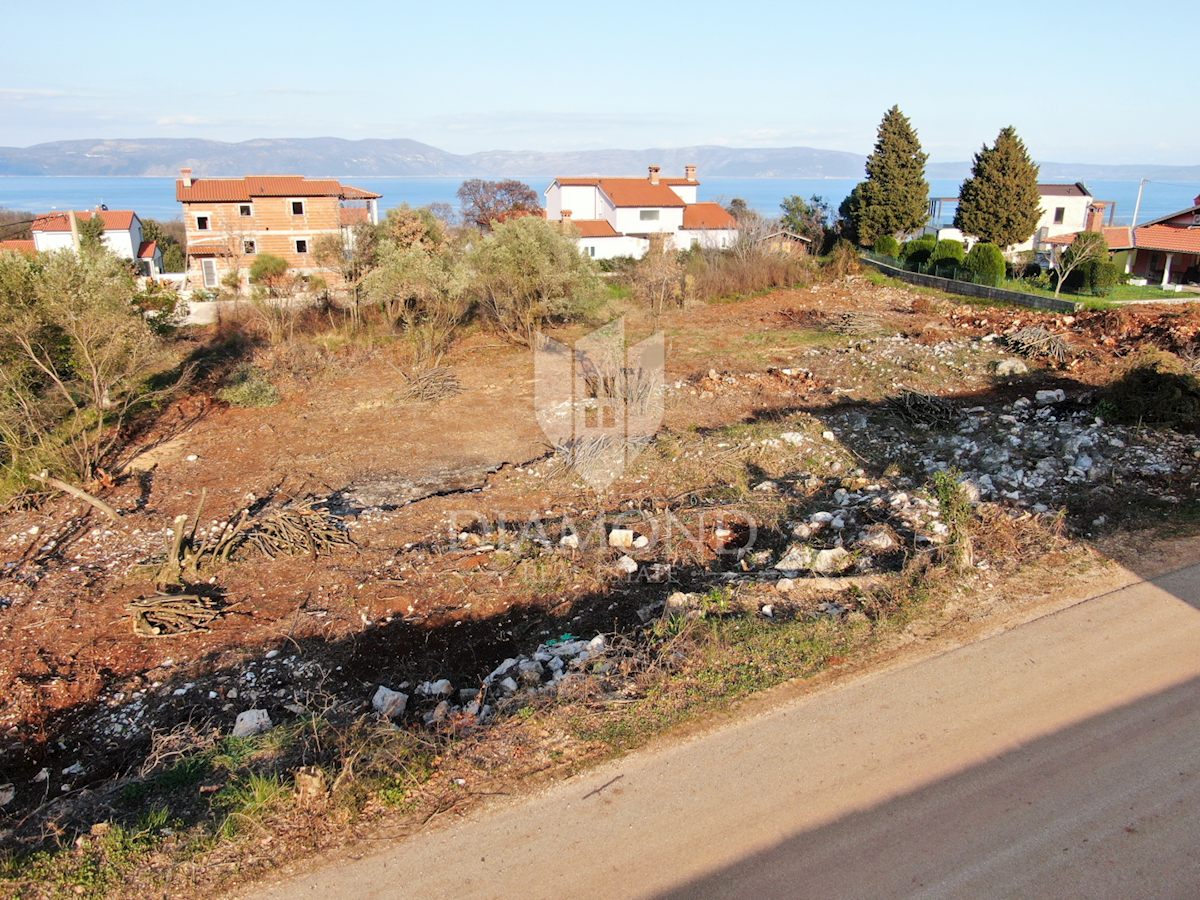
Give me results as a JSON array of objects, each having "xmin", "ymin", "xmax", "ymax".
[{"xmin": 1, "ymin": 175, "xmax": 1196, "ymax": 226}]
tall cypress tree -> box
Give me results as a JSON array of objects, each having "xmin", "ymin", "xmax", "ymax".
[
  {"xmin": 954, "ymin": 126, "xmax": 1042, "ymax": 249},
  {"xmin": 854, "ymin": 106, "xmax": 930, "ymax": 246}
]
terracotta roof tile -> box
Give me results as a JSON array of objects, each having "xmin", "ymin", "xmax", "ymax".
[
  {"xmin": 138, "ymin": 240, "xmax": 158, "ymax": 259},
  {"xmin": 1134, "ymin": 224, "xmax": 1200, "ymax": 254},
  {"xmin": 566, "ymin": 219, "xmax": 620, "ymax": 238},
  {"xmin": 32, "ymin": 210, "xmax": 136, "ymax": 232},
  {"xmin": 185, "ymin": 241, "xmax": 227, "ymax": 256},
  {"xmin": 177, "ymin": 176, "xmax": 381, "ymax": 203},
  {"xmin": 682, "ymin": 203, "xmax": 737, "ymax": 230},
  {"xmin": 175, "ymin": 180, "xmax": 251, "ymax": 202},
  {"xmin": 596, "ymin": 178, "xmax": 687, "ymax": 208},
  {"xmin": 0, "ymin": 239, "xmax": 36, "ymax": 255},
  {"xmin": 339, "ymin": 185, "xmax": 382, "ymax": 200},
  {"xmin": 1043, "ymin": 227, "xmax": 1132, "ymax": 248},
  {"xmin": 554, "ymin": 178, "xmax": 602, "ymax": 187},
  {"xmin": 660, "ymin": 177, "xmax": 700, "ymax": 186}
]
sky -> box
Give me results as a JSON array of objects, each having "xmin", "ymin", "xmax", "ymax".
[{"xmin": 2, "ymin": 0, "xmax": 1195, "ymax": 166}]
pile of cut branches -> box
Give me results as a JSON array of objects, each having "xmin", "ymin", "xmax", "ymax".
[
  {"xmin": 153, "ymin": 493, "xmax": 354, "ymax": 586},
  {"xmin": 1004, "ymin": 326, "xmax": 1069, "ymax": 362},
  {"xmin": 399, "ymin": 367, "xmax": 461, "ymax": 402},
  {"xmin": 886, "ymin": 390, "xmax": 956, "ymax": 426}
]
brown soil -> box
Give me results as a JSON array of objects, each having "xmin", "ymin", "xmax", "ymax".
[{"xmin": 2, "ymin": 275, "xmax": 1199, "ymax": 860}]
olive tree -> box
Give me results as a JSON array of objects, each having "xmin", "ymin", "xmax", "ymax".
[
  {"xmin": 0, "ymin": 251, "xmax": 174, "ymax": 482},
  {"xmin": 467, "ymin": 216, "xmax": 604, "ymax": 346}
]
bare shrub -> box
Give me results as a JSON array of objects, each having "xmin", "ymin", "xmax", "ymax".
[
  {"xmin": 631, "ymin": 234, "xmax": 684, "ymax": 323},
  {"xmin": 823, "ymin": 240, "xmax": 862, "ymax": 279},
  {"xmin": 688, "ymin": 243, "xmax": 813, "ymax": 302}
]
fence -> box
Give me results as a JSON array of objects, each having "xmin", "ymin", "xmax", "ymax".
[{"xmin": 860, "ymin": 250, "xmax": 1078, "ymax": 313}]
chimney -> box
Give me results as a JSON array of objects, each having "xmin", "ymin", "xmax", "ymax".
[
  {"xmin": 1085, "ymin": 202, "xmax": 1107, "ymax": 233},
  {"xmin": 180, "ymin": 167, "xmax": 193, "ymax": 188},
  {"xmin": 562, "ymin": 209, "xmax": 573, "ymax": 222},
  {"xmin": 648, "ymin": 165, "xmax": 660, "ymax": 185},
  {"xmin": 685, "ymin": 165, "xmax": 696, "ymax": 183}
]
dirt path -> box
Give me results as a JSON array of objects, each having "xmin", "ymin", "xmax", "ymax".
[{"xmin": 244, "ymin": 559, "xmax": 1200, "ymax": 900}]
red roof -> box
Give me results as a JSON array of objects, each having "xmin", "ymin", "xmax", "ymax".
[
  {"xmin": 660, "ymin": 177, "xmax": 700, "ymax": 186},
  {"xmin": 683, "ymin": 203, "xmax": 737, "ymax": 230},
  {"xmin": 185, "ymin": 241, "xmax": 227, "ymax": 256},
  {"xmin": 138, "ymin": 240, "xmax": 158, "ymax": 259},
  {"xmin": 0, "ymin": 239, "xmax": 36, "ymax": 255},
  {"xmin": 1044, "ymin": 223, "xmax": 1200, "ymax": 255},
  {"xmin": 597, "ymin": 178, "xmax": 686, "ymax": 208},
  {"xmin": 566, "ymin": 219, "xmax": 620, "ymax": 238},
  {"xmin": 32, "ymin": 210, "xmax": 136, "ymax": 232},
  {"xmin": 340, "ymin": 185, "xmax": 381, "ymax": 200},
  {"xmin": 176, "ymin": 175, "xmax": 381, "ymax": 203},
  {"xmin": 1044, "ymin": 227, "xmax": 1132, "ymax": 249},
  {"xmin": 554, "ymin": 178, "xmax": 602, "ymax": 187},
  {"xmin": 1134, "ymin": 224, "xmax": 1200, "ymax": 255}
]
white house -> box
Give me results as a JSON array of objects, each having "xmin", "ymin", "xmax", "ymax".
[
  {"xmin": 923, "ymin": 183, "xmax": 1106, "ymax": 255},
  {"xmin": 31, "ymin": 209, "xmax": 164, "ymax": 275},
  {"xmin": 545, "ymin": 166, "xmax": 738, "ymax": 260}
]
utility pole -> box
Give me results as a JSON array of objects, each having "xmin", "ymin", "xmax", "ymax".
[{"xmin": 1131, "ymin": 179, "xmax": 1148, "ymax": 228}]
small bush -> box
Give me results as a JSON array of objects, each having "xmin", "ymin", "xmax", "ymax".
[
  {"xmin": 1083, "ymin": 260, "xmax": 1120, "ymax": 296},
  {"xmin": 930, "ymin": 239, "xmax": 965, "ymax": 266},
  {"xmin": 217, "ymin": 365, "xmax": 279, "ymax": 407},
  {"xmin": 873, "ymin": 235, "xmax": 900, "ymax": 257},
  {"xmin": 964, "ymin": 242, "xmax": 1006, "ymax": 287},
  {"xmin": 900, "ymin": 234, "xmax": 937, "ymax": 265},
  {"xmin": 823, "ymin": 241, "xmax": 861, "ymax": 279}
]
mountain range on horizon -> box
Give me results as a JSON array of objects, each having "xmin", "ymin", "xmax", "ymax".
[{"xmin": 1, "ymin": 137, "xmax": 1197, "ymax": 183}]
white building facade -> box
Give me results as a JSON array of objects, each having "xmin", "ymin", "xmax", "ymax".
[
  {"xmin": 30, "ymin": 209, "xmax": 163, "ymax": 274},
  {"xmin": 545, "ymin": 166, "xmax": 737, "ymax": 260}
]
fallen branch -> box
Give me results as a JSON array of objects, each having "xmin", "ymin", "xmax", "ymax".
[{"xmin": 31, "ymin": 471, "xmax": 120, "ymax": 521}]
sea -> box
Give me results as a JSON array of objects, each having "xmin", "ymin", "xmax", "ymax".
[{"xmin": 1, "ymin": 175, "xmax": 1197, "ymax": 227}]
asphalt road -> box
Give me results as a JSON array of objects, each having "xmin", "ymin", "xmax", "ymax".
[{"xmin": 245, "ymin": 563, "xmax": 1200, "ymax": 899}]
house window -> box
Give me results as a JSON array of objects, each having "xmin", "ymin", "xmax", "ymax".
[
  {"xmin": 243, "ymin": 239, "xmax": 257, "ymax": 255},
  {"xmin": 196, "ymin": 215, "xmax": 210, "ymax": 231},
  {"xmin": 640, "ymin": 209, "xmax": 660, "ymax": 221},
  {"xmin": 294, "ymin": 239, "xmax": 309, "ymax": 254},
  {"xmin": 239, "ymin": 204, "xmax": 252, "ymax": 217},
  {"xmin": 1053, "ymin": 207, "xmax": 1065, "ymax": 225},
  {"xmin": 291, "ymin": 200, "xmax": 305, "ymax": 216},
  {"xmin": 201, "ymin": 258, "xmax": 217, "ymax": 288},
  {"xmin": 586, "ymin": 246, "xmax": 595, "ymax": 257}
]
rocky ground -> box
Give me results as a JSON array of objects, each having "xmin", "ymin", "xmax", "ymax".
[{"xmin": 2, "ymin": 274, "xmax": 1200, "ymax": 891}]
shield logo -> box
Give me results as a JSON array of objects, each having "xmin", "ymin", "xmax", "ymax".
[{"xmin": 535, "ymin": 318, "xmax": 665, "ymax": 491}]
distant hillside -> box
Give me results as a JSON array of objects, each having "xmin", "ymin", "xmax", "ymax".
[
  {"xmin": 0, "ymin": 138, "xmax": 488, "ymax": 177},
  {"xmin": 0, "ymin": 138, "xmax": 866, "ymax": 179},
  {"xmin": 0, "ymin": 137, "xmax": 1195, "ymax": 182}
]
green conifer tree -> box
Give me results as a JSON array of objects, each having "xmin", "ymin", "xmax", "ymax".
[
  {"xmin": 954, "ymin": 126, "xmax": 1042, "ymax": 249},
  {"xmin": 854, "ymin": 106, "xmax": 930, "ymax": 246}
]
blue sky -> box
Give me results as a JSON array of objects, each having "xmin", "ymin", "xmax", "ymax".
[{"xmin": 2, "ymin": 0, "xmax": 1194, "ymax": 165}]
